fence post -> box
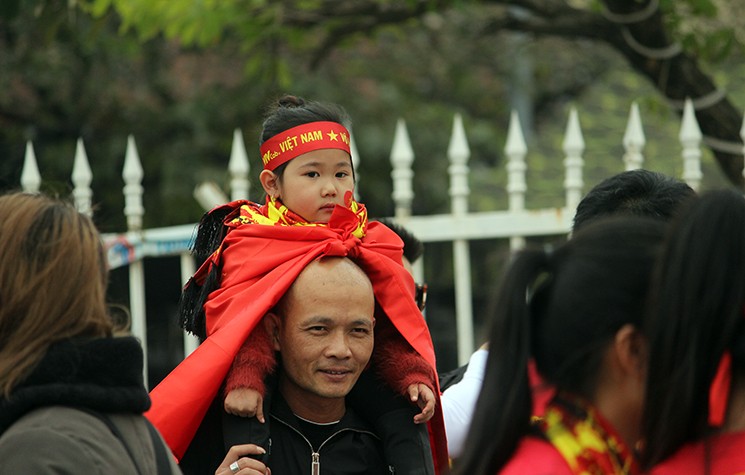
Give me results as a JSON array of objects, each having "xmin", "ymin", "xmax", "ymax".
[
  {"xmin": 623, "ymin": 102, "xmax": 646, "ymax": 170},
  {"xmin": 742, "ymin": 111, "xmax": 745, "ymax": 184},
  {"xmin": 390, "ymin": 119, "xmax": 415, "ymax": 220},
  {"xmin": 350, "ymin": 131, "xmax": 361, "ymax": 201},
  {"xmin": 505, "ymin": 110, "xmax": 527, "ymax": 250},
  {"xmin": 448, "ymin": 113, "xmax": 475, "ymax": 365},
  {"xmin": 72, "ymin": 138, "xmax": 93, "ymax": 217},
  {"xmin": 679, "ymin": 98, "xmax": 703, "ymax": 192},
  {"xmin": 122, "ymin": 135, "xmax": 148, "ymax": 385},
  {"xmin": 180, "ymin": 253, "xmax": 199, "ymax": 357},
  {"xmin": 21, "ymin": 141, "xmax": 41, "ymax": 192},
  {"xmin": 562, "ymin": 107, "xmax": 585, "ymax": 213},
  {"xmin": 229, "ymin": 129, "xmax": 250, "ymax": 201}
]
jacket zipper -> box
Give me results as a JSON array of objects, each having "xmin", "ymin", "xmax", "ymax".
[
  {"xmin": 312, "ymin": 452, "xmax": 320, "ymax": 475},
  {"xmin": 273, "ymin": 414, "xmax": 379, "ymax": 474}
]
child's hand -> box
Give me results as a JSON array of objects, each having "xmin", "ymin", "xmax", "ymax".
[
  {"xmin": 408, "ymin": 382, "xmax": 436, "ymax": 424},
  {"xmin": 225, "ymin": 388, "xmax": 265, "ymax": 422}
]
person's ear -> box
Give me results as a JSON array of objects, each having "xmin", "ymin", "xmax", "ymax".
[
  {"xmin": 614, "ymin": 323, "xmax": 647, "ymax": 381},
  {"xmin": 259, "ymin": 170, "xmax": 280, "ymax": 199},
  {"xmin": 264, "ymin": 312, "xmax": 282, "ymax": 351}
]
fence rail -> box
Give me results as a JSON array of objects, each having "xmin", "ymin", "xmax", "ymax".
[{"xmin": 16, "ymin": 100, "xmax": 745, "ymax": 382}]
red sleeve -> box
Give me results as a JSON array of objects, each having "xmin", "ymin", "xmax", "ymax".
[
  {"xmin": 373, "ymin": 315, "xmax": 435, "ymax": 396},
  {"xmin": 223, "ymin": 319, "xmax": 276, "ymax": 397}
]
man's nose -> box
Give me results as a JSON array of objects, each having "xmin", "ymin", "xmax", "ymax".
[{"xmin": 325, "ymin": 331, "xmax": 352, "ymax": 358}]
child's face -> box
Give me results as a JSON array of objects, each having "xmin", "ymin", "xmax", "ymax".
[{"xmin": 274, "ymin": 149, "xmax": 354, "ymax": 223}]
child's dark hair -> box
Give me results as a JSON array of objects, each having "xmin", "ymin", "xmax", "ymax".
[
  {"xmin": 455, "ymin": 216, "xmax": 665, "ymax": 474},
  {"xmin": 376, "ymin": 219, "xmax": 424, "ymax": 265},
  {"xmin": 641, "ymin": 189, "xmax": 745, "ymax": 469},
  {"xmin": 260, "ymin": 95, "xmax": 353, "ymax": 179}
]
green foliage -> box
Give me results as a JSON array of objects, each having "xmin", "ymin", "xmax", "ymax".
[
  {"xmin": 660, "ymin": 0, "xmax": 743, "ymax": 61},
  {"xmin": 87, "ymin": 0, "xmax": 249, "ymax": 45},
  {"xmin": 2, "ymin": 0, "xmax": 743, "ymax": 370}
]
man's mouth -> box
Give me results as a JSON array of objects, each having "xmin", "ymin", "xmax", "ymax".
[{"xmin": 320, "ymin": 368, "xmax": 351, "ymax": 375}]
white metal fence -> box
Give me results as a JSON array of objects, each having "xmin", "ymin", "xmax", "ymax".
[{"xmin": 16, "ymin": 99, "xmax": 745, "ymax": 382}]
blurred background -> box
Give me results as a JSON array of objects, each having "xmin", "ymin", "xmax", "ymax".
[{"xmin": 1, "ymin": 0, "xmax": 743, "ymax": 387}]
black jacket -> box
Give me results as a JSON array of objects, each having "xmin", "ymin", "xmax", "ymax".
[{"xmin": 181, "ymin": 386, "xmax": 391, "ymax": 475}]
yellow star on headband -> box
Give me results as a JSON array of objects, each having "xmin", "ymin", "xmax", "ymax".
[{"xmin": 327, "ymin": 130, "xmax": 339, "ymax": 141}]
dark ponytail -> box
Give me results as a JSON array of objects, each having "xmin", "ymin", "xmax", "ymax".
[{"xmin": 455, "ymin": 249, "xmax": 550, "ymax": 474}]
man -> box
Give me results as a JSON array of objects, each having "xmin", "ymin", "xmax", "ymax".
[
  {"xmin": 148, "ymin": 204, "xmax": 449, "ymax": 474},
  {"xmin": 182, "ymin": 257, "xmax": 390, "ymax": 474}
]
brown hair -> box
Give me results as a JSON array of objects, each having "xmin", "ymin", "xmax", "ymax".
[{"xmin": 0, "ymin": 192, "xmax": 113, "ymax": 397}]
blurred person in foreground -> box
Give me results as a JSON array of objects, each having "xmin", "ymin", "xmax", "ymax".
[
  {"xmin": 441, "ymin": 169, "xmax": 695, "ymax": 463},
  {"xmin": 0, "ymin": 192, "xmax": 182, "ymax": 474},
  {"xmin": 455, "ymin": 216, "xmax": 666, "ymax": 474},
  {"xmin": 643, "ymin": 189, "xmax": 745, "ymax": 474}
]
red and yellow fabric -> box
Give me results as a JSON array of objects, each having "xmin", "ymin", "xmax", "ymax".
[
  {"xmin": 501, "ymin": 394, "xmax": 639, "ymax": 474},
  {"xmin": 535, "ymin": 394, "xmax": 640, "ymax": 475},
  {"xmin": 145, "ymin": 193, "xmax": 449, "ymax": 473}
]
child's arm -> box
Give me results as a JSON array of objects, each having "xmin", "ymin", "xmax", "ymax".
[
  {"xmin": 223, "ymin": 320, "xmax": 276, "ymax": 421},
  {"xmin": 372, "ymin": 317, "xmax": 437, "ymax": 423}
]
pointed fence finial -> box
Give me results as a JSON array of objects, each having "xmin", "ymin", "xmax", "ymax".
[
  {"xmin": 390, "ymin": 118, "xmax": 415, "ymax": 219},
  {"xmin": 679, "ymin": 98, "xmax": 703, "ymax": 192},
  {"xmin": 623, "ymin": 102, "xmax": 646, "ymax": 170},
  {"xmin": 21, "ymin": 141, "xmax": 41, "ymax": 192},
  {"xmin": 72, "ymin": 138, "xmax": 94, "ymax": 216},
  {"xmin": 229, "ymin": 128, "xmax": 250, "ymax": 201},
  {"xmin": 122, "ymin": 135, "xmax": 144, "ymax": 232},
  {"xmin": 448, "ymin": 113, "xmax": 471, "ymax": 216},
  {"xmin": 505, "ymin": 110, "xmax": 528, "ymax": 249},
  {"xmin": 562, "ymin": 107, "xmax": 585, "ymax": 211}
]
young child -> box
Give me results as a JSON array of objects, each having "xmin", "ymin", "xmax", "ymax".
[{"xmin": 175, "ymin": 95, "xmax": 445, "ymax": 473}]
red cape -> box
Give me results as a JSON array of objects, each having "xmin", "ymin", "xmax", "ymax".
[{"xmin": 146, "ymin": 205, "xmax": 449, "ymax": 472}]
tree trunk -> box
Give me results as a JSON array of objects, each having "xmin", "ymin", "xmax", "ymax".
[{"xmin": 601, "ymin": 0, "xmax": 744, "ymax": 187}]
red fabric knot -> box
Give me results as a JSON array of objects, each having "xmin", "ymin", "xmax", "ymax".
[{"xmin": 321, "ymin": 235, "xmax": 361, "ymax": 257}]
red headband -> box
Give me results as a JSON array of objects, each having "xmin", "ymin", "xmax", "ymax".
[{"xmin": 260, "ymin": 121, "xmax": 351, "ymax": 171}]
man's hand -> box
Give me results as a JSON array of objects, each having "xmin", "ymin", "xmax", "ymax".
[
  {"xmin": 225, "ymin": 388, "xmax": 265, "ymax": 422},
  {"xmin": 215, "ymin": 444, "xmax": 270, "ymax": 475},
  {"xmin": 407, "ymin": 382, "xmax": 436, "ymax": 424}
]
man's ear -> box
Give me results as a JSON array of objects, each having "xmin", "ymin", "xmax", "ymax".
[
  {"xmin": 614, "ymin": 323, "xmax": 647, "ymax": 380},
  {"xmin": 264, "ymin": 312, "xmax": 282, "ymax": 351},
  {"xmin": 259, "ymin": 170, "xmax": 280, "ymax": 199}
]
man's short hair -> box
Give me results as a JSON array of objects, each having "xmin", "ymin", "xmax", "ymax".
[{"xmin": 573, "ymin": 170, "xmax": 695, "ymax": 232}]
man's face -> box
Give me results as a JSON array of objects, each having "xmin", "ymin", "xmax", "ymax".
[{"xmin": 271, "ymin": 258, "xmax": 375, "ymax": 409}]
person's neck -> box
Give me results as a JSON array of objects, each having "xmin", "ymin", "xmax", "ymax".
[
  {"xmin": 279, "ymin": 377, "xmax": 346, "ymax": 423},
  {"xmin": 593, "ymin": 385, "xmax": 642, "ymax": 451}
]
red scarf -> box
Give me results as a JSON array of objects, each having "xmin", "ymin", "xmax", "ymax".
[
  {"xmin": 536, "ymin": 394, "xmax": 640, "ymax": 475},
  {"xmin": 145, "ymin": 196, "xmax": 449, "ymax": 473}
]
